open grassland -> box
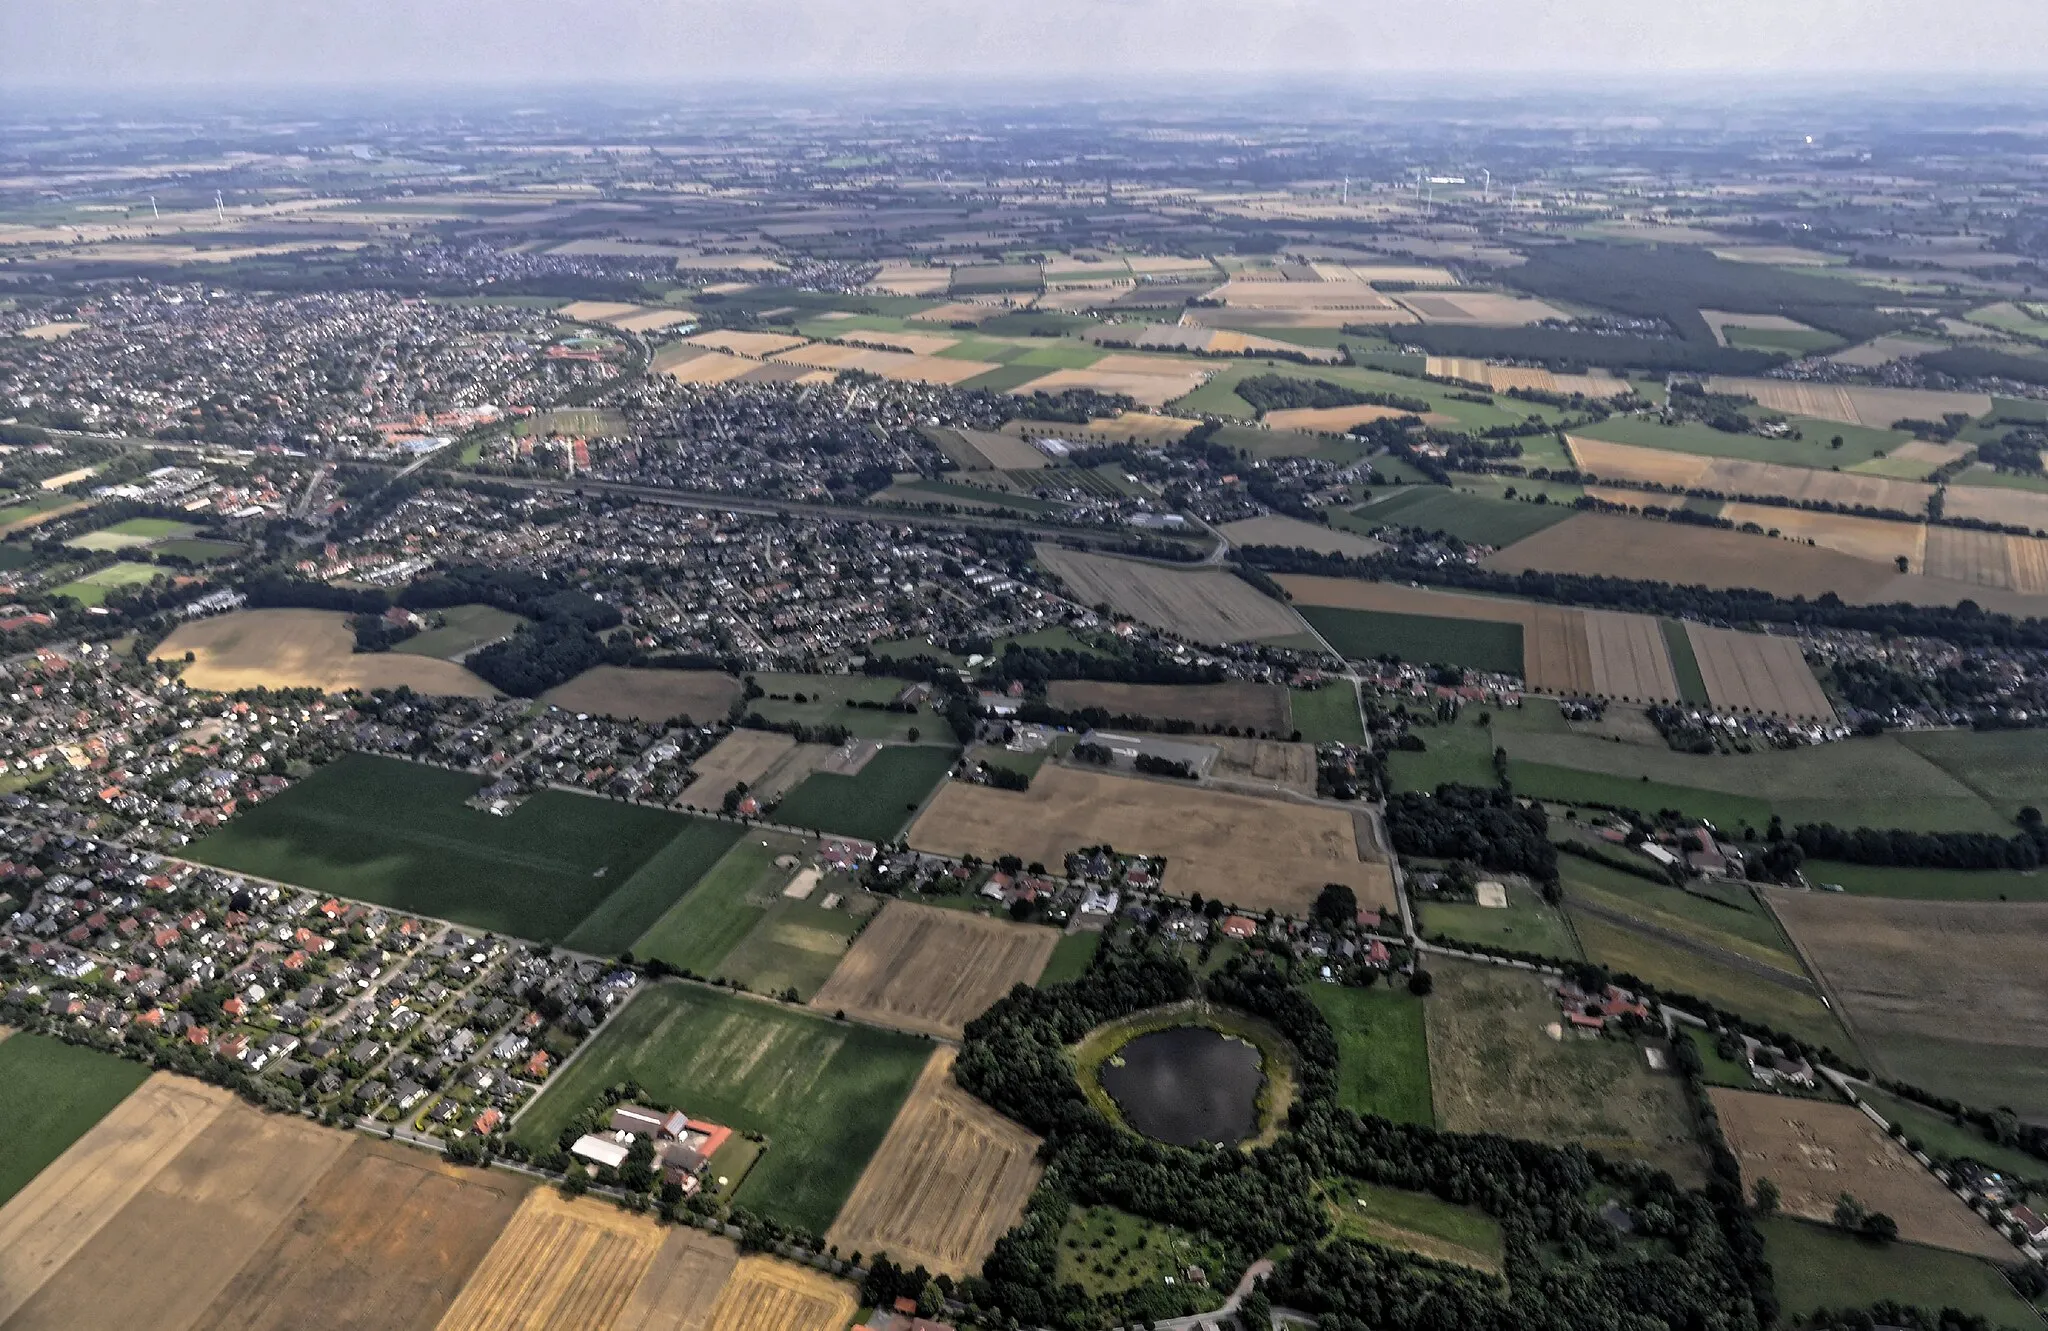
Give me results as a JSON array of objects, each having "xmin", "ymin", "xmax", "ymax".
[
  {"xmin": 156, "ymin": 609, "xmax": 497, "ymax": 696},
  {"xmin": 511, "ymin": 983, "xmax": 928, "ymax": 1234},
  {"xmin": 50, "ymin": 559, "xmax": 160, "ymax": 606},
  {"xmin": 1039, "ymin": 931, "xmax": 1104, "ymax": 986},
  {"xmin": 609, "ymin": 1227, "xmax": 740, "ymax": 1331},
  {"xmin": 1803, "ymin": 859, "xmax": 2048, "ymax": 902},
  {"xmin": 1510, "ymin": 761, "xmax": 1774, "ymax": 829},
  {"xmin": 1711, "ymin": 1090, "xmax": 2011, "ymax": 1259},
  {"xmin": 431, "ymin": 1187, "xmax": 664, "ymax": 1331},
  {"xmin": 1575, "ymin": 414, "xmax": 1909, "ymax": 467},
  {"xmin": 1290, "ymin": 681, "xmax": 1364, "ymax": 743},
  {"xmin": 770, "ymin": 743, "xmax": 958, "ymax": 843},
  {"xmin": 1388, "ymin": 708, "xmax": 1510, "ymax": 794},
  {"xmin": 746, "ymin": 672, "xmax": 931, "ymax": 742},
  {"xmin": 0, "ymin": 1034, "xmax": 151, "ymax": 1210},
  {"xmin": 1683, "ymin": 624, "xmax": 1833, "ymax": 718},
  {"xmin": 1307, "ymin": 984, "xmax": 1434, "ymax": 1125},
  {"xmin": 1898, "ymin": 727, "xmax": 2048, "ymax": 822},
  {"xmin": 909, "ymin": 763, "xmax": 1394, "ymax": 916},
  {"xmin": 560, "ymin": 818, "xmax": 747, "ymax": 957},
  {"xmin": 1420, "ymin": 881, "xmax": 1582, "ymax": 959},
  {"xmin": 1771, "ymin": 893, "xmax": 2048, "ymax": 1116},
  {"xmin": 393, "ymin": 604, "xmax": 526, "ymax": 659},
  {"xmin": 200, "ymin": 1140, "xmax": 530, "ymax": 1331},
  {"xmin": 700, "ymin": 1256, "xmax": 857, "ymax": 1331},
  {"xmin": 811, "ymin": 899, "xmax": 1057, "ymax": 1038},
  {"xmin": 187, "ymin": 753, "xmax": 718, "ymax": 944},
  {"xmin": 710, "ymin": 893, "xmax": 867, "ymax": 1001},
  {"xmin": 1036, "ymin": 544, "xmax": 1305, "ymax": 644},
  {"xmin": 1045, "ymin": 679, "xmax": 1291, "ymax": 733},
  {"xmin": 1, "ymin": 1101, "xmax": 349, "ymax": 1331},
  {"xmin": 631, "ymin": 830, "xmax": 811, "ymax": 978},
  {"xmin": 0, "ymin": 494, "xmax": 83, "ymax": 533},
  {"xmin": 1300, "ymin": 605, "xmax": 1523, "ymax": 675},
  {"xmin": 1348, "ymin": 485, "xmax": 1577, "ymax": 547},
  {"xmin": 0, "ymin": 1073, "xmax": 233, "ymax": 1324},
  {"xmin": 1761, "ymin": 1217, "xmax": 2040, "ymax": 1326},
  {"xmin": 825, "ymin": 1047, "xmax": 1044, "ymax": 1276},
  {"xmin": 677, "ymin": 730, "xmax": 795, "ymax": 809},
  {"xmin": 1321, "ymin": 1178, "xmax": 1504, "ymax": 1274},
  {"xmin": 1424, "ymin": 958, "xmax": 1706, "ymax": 1184},
  {"xmin": 540, "ymin": 667, "xmax": 742, "ymax": 725}
]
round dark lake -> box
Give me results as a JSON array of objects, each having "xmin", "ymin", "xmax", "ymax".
[{"xmin": 1097, "ymin": 1025, "xmax": 1263, "ymax": 1146}]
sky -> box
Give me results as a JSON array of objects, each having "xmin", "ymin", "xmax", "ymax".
[{"xmin": 2, "ymin": 0, "xmax": 2040, "ymax": 89}]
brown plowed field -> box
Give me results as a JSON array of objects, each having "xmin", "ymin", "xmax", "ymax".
[
  {"xmin": 1709, "ymin": 1089, "xmax": 2011, "ymax": 1259},
  {"xmin": 0, "ymin": 1075, "xmax": 234, "ymax": 1325},
  {"xmin": 1944, "ymin": 483, "xmax": 2048, "ymax": 535},
  {"xmin": 810, "ymin": 900, "xmax": 1058, "ymax": 1038},
  {"xmin": 153, "ymin": 610, "xmax": 498, "ymax": 697},
  {"xmin": 1037, "ymin": 545, "xmax": 1307, "ymax": 645},
  {"xmin": 1583, "ymin": 610, "xmax": 1682, "ymax": 702},
  {"xmin": 1684, "ymin": 625, "xmax": 1833, "ymax": 718},
  {"xmin": 2, "ymin": 1101, "xmax": 349, "ymax": 1331},
  {"xmin": 678, "ymin": 730, "xmax": 796, "ymax": 809},
  {"xmin": 433, "ymin": 1188, "xmax": 665, "ymax": 1331},
  {"xmin": 1045, "ymin": 680, "xmax": 1291, "ymax": 733},
  {"xmin": 701, "ymin": 1256, "xmax": 857, "ymax": 1331},
  {"xmin": 826, "ymin": 1047, "xmax": 1043, "ymax": 1276},
  {"xmin": 1486, "ymin": 512, "xmax": 1900, "ymax": 602},
  {"xmin": 908, "ymin": 763, "xmax": 1394, "ymax": 915},
  {"xmin": 610, "ymin": 1228, "xmax": 740, "ymax": 1331},
  {"xmin": 540, "ymin": 666, "xmax": 742, "ymax": 725},
  {"xmin": 1525, "ymin": 605, "xmax": 1595, "ymax": 696},
  {"xmin": 199, "ymin": 1140, "xmax": 531, "ymax": 1331}
]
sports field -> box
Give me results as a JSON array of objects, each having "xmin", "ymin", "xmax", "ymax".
[
  {"xmin": 0, "ymin": 1034, "xmax": 150, "ymax": 1208},
  {"xmin": 186, "ymin": 754, "xmax": 729, "ymax": 944},
  {"xmin": 770, "ymin": 743, "xmax": 957, "ymax": 843},
  {"xmin": 50, "ymin": 560, "xmax": 158, "ymax": 606},
  {"xmin": 511, "ymin": 983, "xmax": 929, "ymax": 1233},
  {"xmin": 1306, "ymin": 984, "xmax": 1433, "ymax": 1125}
]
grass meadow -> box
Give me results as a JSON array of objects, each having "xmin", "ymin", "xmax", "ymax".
[
  {"xmin": 1761, "ymin": 1217, "xmax": 2038, "ymax": 1324},
  {"xmin": 1802, "ymin": 859, "xmax": 2048, "ymax": 902},
  {"xmin": 511, "ymin": 982, "xmax": 929, "ymax": 1233},
  {"xmin": 1299, "ymin": 605, "xmax": 1524, "ymax": 676},
  {"xmin": 1306, "ymin": 983, "xmax": 1434, "ymax": 1126},
  {"xmin": 1038, "ymin": 931, "xmax": 1103, "ymax": 987},
  {"xmin": 0, "ymin": 1034, "xmax": 150, "ymax": 1207},
  {"xmin": 631, "ymin": 829, "xmax": 813, "ymax": 977},
  {"xmin": 51, "ymin": 561, "xmax": 159, "ymax": 606},
  {"xmin": 770, "ymin": 744, "xmax": 958, "ymax": 843},
  {"xmin": 1288, "ymin": 681, "xmax": 1364, "ymax": 744}
]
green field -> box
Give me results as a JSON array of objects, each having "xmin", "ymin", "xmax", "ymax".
[
  {"xmin": 1038, "ymin": 931, "xmax": 1103, "ymax": 986},
  {"xmin": 1172, "ymin": 358, "xmax": 1563, "ymax": 433},
  {"xmin": 1679, "ymin": 1026, "xmax": 1757, "ymax": 1089},
  {"xmin": 103, "ymin": 516, "xmax": 194, "ymax": 539},
  {"xmin": 1321, "ymin": 1177, "xmax": 1504, "ymax": 1272},
  {"xmin": 1564, "ymin": 857, "xmax": 1796, "ymax": 962},
  {"xmin": 632, "ymin": 830, "xmax": 811, "ymax": 976},
  {"xmin": 560, "ymin": 819, "xmax": 746, "ymax": 957},
  {"xmin": 151, "ymin": 538, "xmax": 243, "ymax": 564},
  {"xmin": 512, "ymin": 983, "xmax": 928, "ymax": 1233},
  {"xmin": 1418, "ymin": 881, "xmax": 1581, "ymax": 959},
  {"xmin": 711, "ymin": 897, "xmax": 865, "ymax": 1000},
  {"xmin": 1307, "ymin": 984, "xmax": 1434, "ymax": 1126},
  {"xmin": 876, "ymin": 477, "xmax": 1065, "ymax": 516},
  {"xmin": 1856, "ymin": 1086, "xmax": 2048, "ymax": 1183},
  {"xmin": 1389, "ymin": 714, "xmax": 1503, "ymax": 794},
  {"xmin": 1289, "ymin": 681, "xmax": 1364, "ymax": 744},
  {"xmin": 1300, "ymin": 605, "xmax": 1524, "ymax": 675},
  {"xmin": 392, "ymin": 604, "xmax": 528, "ymax": 659},
  {"xmin": 748, "ymin": 672, "xmax": 934, "ymax": 742},
  {"xmin": 1897, "ymin": 728, "xmax": 2048, "ymax": 823},
  {"xmin": 1761, "ymin": 1217, "xmax": 2039, "ymax": 1326},
  {"xmin": 1508, "ymin": 760, "xmax": 1774, "ymax": 829},
  {"xmin": 51, "ymin": 560, "xmax": 160, "ymax": 606},
  {"xmin": 187, "ymin": 754, "xmax": 719, "ymax": 943},
  {"xmin": 1661, "ymin": 620, "xmax": 1710, "ymax": 705},
  {"xmin": 1345, "ymin": 485, "xmax": 1577, "ymax": 547},
  {"xmin": 770, "ymin": 744, "xmax": 958, "ymax": 843},
  {"xmin": 0, "ymin": 1034, "xmax": 151, "ymax": 1207},
  {"xmin": 1576, "ymin": 414, "xmax": 1911, "ymax": 467},
  {"xmin": 1207, "ymin": 422, "xmax": 1368, "ymax": 466},
  {"xmin": 1802, "ymin": 860, "xmax": 2048, "ymax": 901},
  {"xmin": 0, "ymin": 492, "xmax": 81, "ymax": 531}
]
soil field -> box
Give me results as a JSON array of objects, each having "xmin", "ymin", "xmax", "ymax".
[
  {"xmin": 908, "ymin": 763, "xmax": 1394, "ymax": 916},
  {"xmin": 511, "ymin": 983, "xmax": 928, "ymax": 1234},
  {"xmin": 610, "ymin": 1228, "xmax": 740, "ymax": 1331},
  {"xmin": 1683, "ymin": 624, "xmax": 1833, "ymax": 718},
  {"xmin": 541, "ymin": 666, "xmax": 741, "ymax": 724},
  {"xmin": 677, "ymin": 729, "xmax": 796, "ymax": 808},
  {"xmin": 1209, "ymin": 737, "xmax": 1319, "ymax": 795},
  {"xmin": 1, "ymin": 1101, "xmax": 350, "ymax": 1331},
  {"xmin": 1216, "ymin": 513, "xmax": 1385, "ymax": 557},
  {"xmin": 432, "ymin": 1187, "xmax": 665, "ymax": 1331},
  {"xmin": 1709, "ymin": 1089, "xmax": 2011, "ymax": 1259},
  {"xmin": 1943, "ymin": 482, "xmax": 2048, "ymax": 535},
  {"xmin": 811, "ymin": 899, "xmax": 1058, "ymax": 1038},
  {"xmin": 1045, "ymin": 679, "xmax": 1291, "ymax": 733},
  {"xmin": 0, "ymin": 1073, "xmax": 232, "ymax": 1324},
  {"xmin": 154, "ymin": 609, "xmax": 497, "ymax": 696},
  {"xmin": 1704, "ymin": 378, "xmax": 1990, "ymax": 428},
  {"xmin": 1424, "ymin": 958, "xmax": 1705, "ymax": 1184},
  {"xmin": 701, "ymin": 1256, "xmax": 857, "ymax": 1331},
  {"xmin": 200, "ymin": 1139, "xmax": 531, "ymax": 1331},
  {"xmin": 825, "ymin": 1046, "xmax": 1045, "ymax": 1276},
  {"xmin": 1485, "ymin": 511, "xmax": 1900, "ymax": 601},
  {"xmin": 1037, "ymin": 544, "xmax": 1305, "ymax": 644},
  {"xmin": 1770, "ymin": 893, "xmax": 2048, "ymax": 1116}
]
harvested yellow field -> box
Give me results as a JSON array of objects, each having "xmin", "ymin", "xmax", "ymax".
[
  {"xmin": 1924, "ymin": 524, "xmax": 2017, "ymax": 589},
  {"xmin": 434, "ymin": 1188, "xmax": 664, "ymax": 1331},
  {"xmin": 1038, "ymin": 545, "xmax": 1306, "ymax": 644},
  {"xmin": 1878, "ymin": 439, "xmax": 1975, "ymax": 470},
  {"xmin": 0, "ymin": 1074, "xmax": 234, "ymax": 1325},
  {"xmin": 1312, "ymin": 261, "xmax": 1458, "ymax": 285},
  {"xmin": 1944, "ymin": 483, "xmax": 2048, "ymax": 535},
  {"xmin": 558, "ymin": 300, "xmax": 643, "ymax": 322},
  {"xmin": 1208, "ymin": 279, "xmax": 1396, "ymax": 311},
  {"xmin": 909, "ymin": 301, "xmax": 1002, "ymax": 324},
  {"xmin": 2006, "ymin": 534, "xmax": 2048, "ymax": 594},
  {"xmin": 840, "ymin": 329, "xmax": 960, "ymax": 355},
  {"xmin": 811, "ymin": 900, "xmax": 1058, "ymax": 1038},
  {"xmin": 1567, "ymin": 436, "xmax": 1715, "ymax": 488},
  {"xmin": 1397, "ymin": 291, "xmax": 1567, "ymax": 325},
  {"xmin": 702, "ymin": 1256, "xmax": 857, "ymax": 1331},
  {"xmin": 1705, "ymin": 378, "xmax": 1991, "ymax": 428},
  {"xmin": 610, "ymin": 1228, "xmax": 740, "ymax": 1331},
  {"xmin": 1684, "ymin": 624, "xmax": 1833, "ymax": 719},
  {"xmin": 1526, "ymin": 605, "xmax": 1594, "ymax": 696},
  {"xmin": 909, "ymin": 763, "xmax": 1394, "ymax": 916},
  {"xmin": 1709, "ymin": 1089, "xmax": 2011, "ymax": 1260},
  {"xmin": 826, "ymin": 1047, "xmax": 1043, "ymax": 1277},
  {"xmin": 1265, "ymin": 403, "xmax": 1445, "ymax": 432},
  {"xmin": 155, "ymin": 609, "xmax": 497, "ymax": 697},
  {"xmin": 1719, "ymin": 504, "xmax": 1928, "ymax": 569},
  {"xmin": 772, "ymin": 342, "xmax": 999, "ymax": 385},
  {"xmin": 659, "ymin": 348, "xmax": 761, "ymax": 385},
  {"xmin": 608, "ymin": 308, "xmax": 695, "ymax": 334},
  {"xmin": 1583, "ymin": 609, "xmax": 1682, "ymax": 702},
  {"xmin": 1699, "ymin": 310, "xmax": 1817, "ymax": 345},
  {"xmin": 686, "ymin": 329, "xmax": 809, "ymax": 358},
  {"xmin": 866, "ymin": 262, "xmax": 952, "ymax": 296},
  {"xmin": 1552, "ymin": 373, "xmax": 1633, "ymax": 398},
  {"xmin": 678, "ymin": 730, "xmax": 797, "ymax": 809},
  {"xmin": 1012, "ymin": 367, "xmax": 1206, "ymax": 408}
]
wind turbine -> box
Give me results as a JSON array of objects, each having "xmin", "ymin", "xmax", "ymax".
[
  {"xmin": 1481, "ymin": 169, "xmax": 1491, "ymax": 203},
  {"xmin": 148, "ymin": 195, "xmax": 159, "ymax": 219},
  {"xmin": 214, "ymin": 190, "xmax": 225, "ymax": 224}
]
